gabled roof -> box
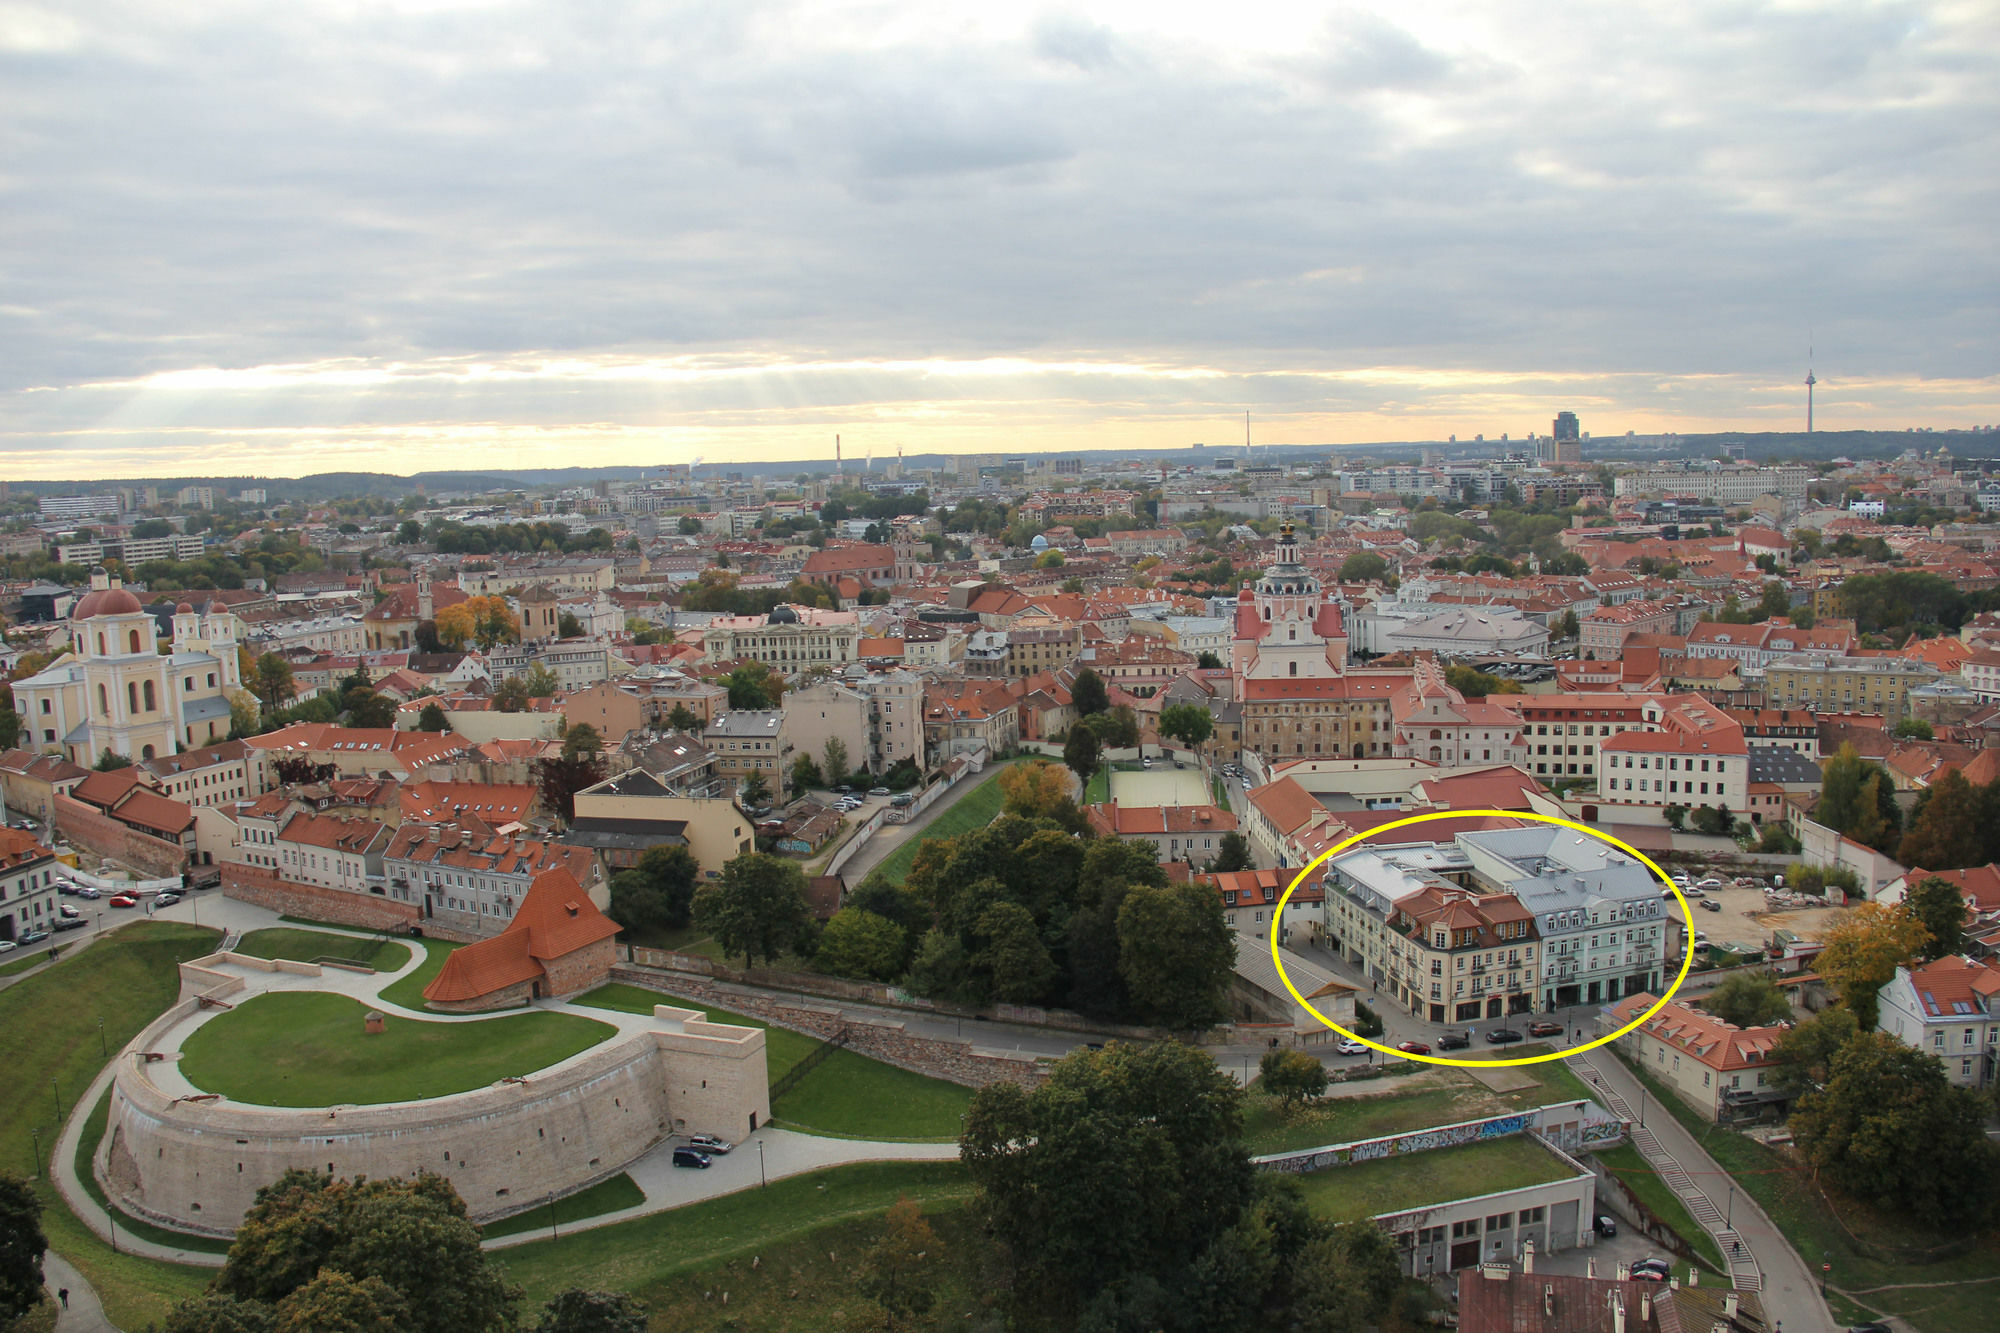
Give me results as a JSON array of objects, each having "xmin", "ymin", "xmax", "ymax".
[{"xmin": 422, "ymin": 865, "xmax": 620, "ymax": 1003}]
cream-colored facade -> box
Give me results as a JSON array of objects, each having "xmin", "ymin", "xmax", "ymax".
[
  {"xmin": 1762, "ymin": 656, "xmax": 1937, "ymax": 716},
  {"xmin": 704, "ymin": 605, "xmax": 862, "ymax": 674}
]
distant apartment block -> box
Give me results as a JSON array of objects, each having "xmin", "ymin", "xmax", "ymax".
[
  {"xmin": 1612, "ymin": 464, "xmax": 1810, "ymax": 506},
  {"xmin": 38, "ymin": 494, "xmax": 122, "ymax": 521}
]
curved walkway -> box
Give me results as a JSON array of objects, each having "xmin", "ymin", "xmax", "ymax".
[
  {"xmin": 52, "ymin": 914, "xmax": 965, "ymax": 1268},
  {"xmin": 42, "ymin": 1252, "xmax": 115, "ymax": 1332},
  {"xmin": 1567, "ymin": 1051, "xmax": 1832, "ymax": 1332}
]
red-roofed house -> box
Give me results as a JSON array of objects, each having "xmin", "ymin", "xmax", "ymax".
[
  {"xmin": 1086, "ymin": 800, "xmax": 1238, "ymax": 863},
  {"xmin": 1606, "ymin": 994, "xmax": 1790, "ymax": 1121},
  {"xmin": 1877, "ymin": 955, "xmax": 2000, "ymax": 1088},
  {"xmin": 1390, "ymin": 656, "xmax": 1528, "ymax": 768},
  {"xmin": 423, "ymin": 866, "xmax": 622, "ymax": 1011},
  {"xmin": 57, "ymin": 769, "xmax": 196, "ymax": 877}
]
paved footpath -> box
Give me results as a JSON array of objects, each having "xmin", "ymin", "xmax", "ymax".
[
  {"xmin": 43, "ymin": 1252, "xmax": 116, "ymax": 1333},
  {"xmin": 1568, "ymin": 1050, "xmax": 1835, "ymax": 1332}
]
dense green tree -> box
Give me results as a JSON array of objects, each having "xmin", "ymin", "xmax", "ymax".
[
  {"xmin": 522, "ymin": 663, "xmax": 562, "ymax": 698},
  {"xmin": 272, "ymin": 1270, "xmax": 411, "ymax": 1333},
  {"xmin": 1790, "ymin": 1033, "xmax": 2000, "ymax": 1230},
  {"xmin": 997, "ymin": 761, "xmax": 1086, "ymax": 833},
  {"xmin": 664, "ymin": 702, "xmax": 700, "ymax": 733},
  {"xmin": 975, "ymin": 901, "xmax": 1059, "ymax": 1004},
  {"xmin": 491, "ymin": 675, "xmax": 532, "ymax": 713},
  {"xmin": 94, "ymin": 748, "xmax": 134, "ymax": 771},
  {"xmin": 560, "ymin": 722, "xmax": 603, "ymax": 760},
  {"xmin": 789, "ymin": 753, "xmax": 822, "ymax": 791},
  {"xmin": 1703, "ymin": 973, "xmax": 1792, "ymax": 1029},
  {"xmin": 214, "ymin": 1170, "xmax": 518, "ymax": 1333},
  {"xmin": 814, "ymin": 908, "xmax": 908, "ymax": 981},
  {"xmin": 607, "ymin": 844, "xmax": 700, "ymax": 936},
  {"xmin": 1158, "ymin": 702, "xmax": 1215, "ymax": 750},
  {"xmin": 852, "ymin": 1197, "xmax": 941, "ymax": 1332},
  {"xmin": 1085, "ymin": 703, "xmax": 1142, "ymax": 748},
  {"xmin": 1893, "ymin": 716, "xmax": 1934, "ymax": 740},
  {"xmin": 0, "ymin": 1175, "xmax": 44, "ymax": 1324},
  {"xmin": 1769, "ymin": 1008, "xmax": 1861, "ymax": 1096},
  {"xmin": 1336, "ymin": 551, "xmax": 1388, "ymax": 583},
  {"xmin": 532, "ymin": 746, "xmax": 606, "ymax": 825},
  {"xmin": 342, "ymin": 688, "xmax": 397, "ymax": 730},
  {"xmin": 821, "ymin": 737, "xmax": 849, "ymax": 788},
  {"xmin": 1816, "ymin": 743, "xmax": 1903, "ymax": 854},
  {"xmin": 533, "ymin": 1289, "xmax": 649, "ymax": 1333},
  {"xmin": 1837, "ymin": 571, "xmax": 1971, "ymax": 635},
  {"xmin": 1898, "ymin": 769, "xmax": 1982, "ymax": 871},
  {"xmin": 1816, "ymin": 902, "xmax": 1931, "ymax": 1028},
  {"xmin": 1063, "ymin": 726, "xmax": 1101, "ymax": 788},
  {"xmin": 1117, "ymin": 881, "xmax": 1235, "ymax": 1030},
  {"xmin": 1213, "ymin": 831, "xmax": 1253, "ymax": 873},
  {"xmin": 1288, "ymin": 1223, "xmax": 1405, "ymax": 1333},
  {"xmin": 557, "ymin": 611, "xmax": 585, "ymax": 639},
  {"xmin": 415, "ymin": 701, "xmax": 449, "ymax": 732},
  {"xmin": 738, "ymin": 769, "xmax": 771, "ymax": 806},
  {"xmin": 158, "ymin": 1292, "xmax": 279, "ymax": 1333},
  {"xmin": 397, "ymin": 520, "xmax": 423, "ymax": 544},
  {"xmin": 722, "ymin": 662, "xmax": 779, "ymax": 710},
  {"xmin": 1071, "ymin": 667, "xmax": 1109, "ymax": 716},
  {"xmin": 248, "ymin": 652, "xmax": 296, "ymax": 712},
  {"xmin": 694, "ymin": 853, "xmax": 814, "ymax": 968},
  {"xmin": 1259, "ymin": 1049, "xmax": 1328, "ymax": 1109},
  {"xmin": 1558, "ymin": 608, "xmax": 1580, "ymax": 641},
  {"xmin": 1905, "ymin": 876, "xmax": 1969, "ymax": 961},
  {"xmin": 1196, "ymin": 650, "xmax": 1224, "ymax": 669},
  {"xmin": 1691, "ymin": 804, "xmax": 1734, "ymax": 837},
  {"xmin": 1443, "ymin": 665, "xmax": 1520, "ymax": 698}
]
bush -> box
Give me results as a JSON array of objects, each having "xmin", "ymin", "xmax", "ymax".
[
  {"xmin": 1354, "ymin": 1002, "xmax": 1384, "ymax": 1038},
  {"xmin": 1789, "ymin": 863, "xmax": 1863, "ymax": 897}
]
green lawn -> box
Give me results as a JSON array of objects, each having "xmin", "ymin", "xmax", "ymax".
[
  {"xmin": 72, "ymin": 1089, "xmax": 233, "ymax": 1255},
  {"xmin": 1293, "ymin": 1135, "xmax": 1575, "ymax": 1223},
  {"xmin": 377, "ymin": 935, "xmax": 465, "ymax": 1009},
  {"xmin": 1594, "ymin": 1141, "xmax": 1725, "ymax": 1272},
  {"xmin": 179, "ymin": 992, "xmax": 617, "ymax": 1107},
  {"xmin": 232, "ymin": 927, "xmax": 411, "ymax": 972},
  {"xmin": 0, "ymin": 922, "xmax": 221, "ymax": 1328},
  {"xmin": 575, "ymin": 983, "xmax": 971, "ymax": 1140},
  {"xmin": 1614, "ymin": 1049, "xmax": 2000, "ymax": 1333},
  {"xmin": 479, "ymin": 1173, "xmax": 647, "ymax": 1239},
  {"xmin": 0, "ymin": 941, "xmax": 74, "ymax": 977},
  {"xmin": 873, "ymin": 761, "xmax": 1023, "ymax": 886},
  {"xmin": 488, "ymin": 1161, "xmax": 977, "ymax": 1307}
]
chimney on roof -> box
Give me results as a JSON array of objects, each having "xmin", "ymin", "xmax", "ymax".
[
  {"xmin": 1641, "ymin": 1289, "xmax": 1652, "ymax": 1322},
  {"xmin": 1722, "ymin": 1292, "xmax": 1738, "ymax": 1318},
  {"xmin": 1616, "ymin": 1262, "xmax": 1630, "ymax": 1283},
  {"xmin": 1587, "ymin": 1257, "xmax": 1598, "ymax": 1280},
  {"xmin": 1521, "ymin": 1238, "xmax": 1535, "ymax": 1274}
]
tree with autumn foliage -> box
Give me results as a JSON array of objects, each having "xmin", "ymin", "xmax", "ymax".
[
  {"xmin": 999, "ymin": 758, "xmax": 1084, "ymax": 831},
  {"xmin": 851, "ymin": 1197, "xmax": 943, "ymax": 1332},
  {"xmin": 434, "ymin": 595, "xmax": 521, "ymax": 651},
  {"xmin": 1816, "ymin": 901, "xmax": 1931, "ymax": 1027},
  {"xmin": 1897, "ymin": 768, "xmax": 1983, "ymax": 871}
]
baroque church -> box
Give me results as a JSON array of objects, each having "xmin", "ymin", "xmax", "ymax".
[{"xmin": 13, "ymin": 569, "xmax": 244, "ymax": 764}]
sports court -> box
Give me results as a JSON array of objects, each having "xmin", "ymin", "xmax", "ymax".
[{"xmin": 1108, "ymin": 766, "xmax": 1212, "ymax": 807}]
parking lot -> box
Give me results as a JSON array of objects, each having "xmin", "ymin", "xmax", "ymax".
[{"xmin": 1668, "ymin": 878, "xmax": 1850, "ymax": 957}]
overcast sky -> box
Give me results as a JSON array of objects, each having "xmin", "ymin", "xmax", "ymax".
[{"xmin": 2, "ymin": 1, "xmax": 1995, "ymax": 478}]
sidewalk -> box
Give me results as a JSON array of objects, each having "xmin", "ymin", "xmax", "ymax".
[
  {"xmin": 43, "ymin": 1252, "xmax": 116, "ymax": 1333},
  {"xmin": 1567, "ymin": 1050, "xmax": 1833, "ymax": 1332}
]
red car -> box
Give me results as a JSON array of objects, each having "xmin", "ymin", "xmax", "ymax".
[
  {"xmin": 1527, "ymin": 1021, "xmax": 1564, "ymax": 1038},
  {"xmin": 108, "ymin": 894, "xmax": 139, "ymax": 908},
  {"xmin": 1397, "ymin": 1040, "xmax": 1431, "ymax": 1056}
]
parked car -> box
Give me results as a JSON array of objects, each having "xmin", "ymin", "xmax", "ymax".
[
  {"xmin": 1630, "ymin": 1266, "xmax": 1669, "ymax": 1283},
  {"xmin": 1396, "ymin": 1041, "xmax": 1431, "ymax": 1056},
  {"xmin": 1593, "ymin": 1214, "xmax": 1618, "ymax": 1238},
  {"xmin": 1484, "ymin": 1028, "xmax": 1523, "ymax": 1045},
  {"xmin": 868, "ymin": 787, "xmax": 891, "ymax": 797},
  {"xmin": 834, "ymin": 785, "xmax": 855, "ymax": 795},
  {"xmin": 1140, "ymin": 757, "xmax": 1153, "ymax": 768},
  {"xmin": 53, "ymin": 917, "xmax": 89, "ymax": 932},
  {"xmin": 109, "ymin": 894, "xmax": 139, "ymax": 908},
  {"xmin": 685, "ymin": 1134, "xmax": 733, "ymax": 1154},
  {"xmin": 1700, "ymin": 899, "xmax": 1722, "ymax": 912},
  {"xmin": 1847, "ymin": 1324, "xmax": 1892, "ymax": 1333},
  {"xmin": 1436, "ymin": 1032, "xmax": 1471, "ymax": 1051},
  {"xmin": 670, "ymin": 1148, "xmax": 712, "ymax": 1169},
  {"xmin": 154, "ymin": 892, "xmax": 182, "ymax": 907},
  {"xmin": 1526, "ymin": 1020, "xmax": 1563, "ymax": 1038},
  {"xmin": 1630, "ymin": 1258, "xmax": 1672, "ymax": 1279},
  {"xmin": 75, "ymin": 887, "xmax": 101, "ymax": 900},
  {"xmin": 58, "ymin": 903, "xmax": 80, "ymax": 919},
  {"xmin": 890, "ymin": 793, "xmax": 915, "ymax": 807},
  {"xmin": 1696, "ymin": 877, "xmax": 1725, "ymax": 889},
  {"xmin": 18, "ymin": 929, "xmax": 49, "ymax": 945},
  {"xmin": 1333, "ymin": 1038, "xmax": 1368, "ymax": 1055},
  {"xmin": 0, "ymin": 941, "xmax": 15, "ymax": 954}
]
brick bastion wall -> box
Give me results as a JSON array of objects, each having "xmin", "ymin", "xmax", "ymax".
[
  {"xmin": 610, "ymin": 965, "xmax": 1048, "ymax": 1091},
  {"xmin": 99, "ymin": 953, "xmax": 771, "ymax": 1236}
]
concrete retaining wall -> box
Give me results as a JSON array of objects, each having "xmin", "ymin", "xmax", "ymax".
[{"xmin": 102, "ymin": 956, "xmax": 769, "ymax": 1234}]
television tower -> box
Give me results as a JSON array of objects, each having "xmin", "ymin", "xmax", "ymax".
[
  {"xmin": 835, "ymin": 434, "xmax": 843, "ymax": 478},
  {"xmin": 1805, "ymin": 346, "xmax": 1816, "ymax": 434}
]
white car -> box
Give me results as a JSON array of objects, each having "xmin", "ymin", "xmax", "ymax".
[
  {"xmin": 1696, "ymin": 877, "xmax": 1725, "ymax": 889},
  {"xmin": 685, "ymin": 1133, "xmax": 734, "ymax": 1154},
  {"xmin": 1334, "ymin": 1038, "xmax": 1368, "ymax": 1055}
]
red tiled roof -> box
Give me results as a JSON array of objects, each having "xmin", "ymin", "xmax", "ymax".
[{"xmin": 423, "ymin": 866, "xmax": 619, "ymax": 1003}]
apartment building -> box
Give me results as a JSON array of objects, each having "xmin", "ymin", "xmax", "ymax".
[
  {"xmin": 1612, "ymin": 464, "xmax": 1811, "ymax": 505},
  {"xmin": 703, "ymin": 710, "xmax": 794, "ymax": 800},
  {"xmin": 1580, "ymin": 599, "xmax": 1678, "ymax": 660},
  {"xmin": 1497, "ymin": 695, "xmax": 1647, "ymax": 787},
  {"xmin": 1389, "ymin": 658, "xmax": 1529, "ymax": 769},
  {"xmin": 1762, "ymin": 655, "xmax": 1939, "ymax": 717},
  {"xmin": 382, "ymin": 821, "xmax": 606, "ymax": 938},
  {"xmin": 1592, "ymin": 696, "xmax": 1749, "ymax": 825},
  {"xmin": 702, "ymin": 605, "xmax": 862, "ymax": 675},
  {"xmin": 1607, "ymin": 994, "xmax": 1790, "ymax": 1122},
  {"xmin": 1877, "ymin": 955, "xmax": 2000, "ymax": 1089},
  {"xmin": 0, "ymin": 829, "xmax": 62, "ymax": 945}
]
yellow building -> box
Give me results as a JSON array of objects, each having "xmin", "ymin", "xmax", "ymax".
[{"xmin": 1763, "ymin": 656, "xmax": 1938, "ymax": 716}]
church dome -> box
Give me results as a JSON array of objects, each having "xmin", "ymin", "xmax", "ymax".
[
  {"xmin": 72, "ymin": 585, "xmax": 144, "ymax": 620},
  {"xmin": 767, "ymin": 603, "xmax": 801, "ymax": 625},
  {"xmin": 1030, "ymin": 533, "xmax": 1050, "ymax": 552}
]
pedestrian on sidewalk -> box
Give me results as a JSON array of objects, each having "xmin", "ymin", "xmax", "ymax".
[{"xmin": 58, "ymin": 1289, "xmax": 68, "ymax": 1309}]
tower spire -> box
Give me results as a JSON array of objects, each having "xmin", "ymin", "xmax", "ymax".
[{"xmin": 1805, "ymin": 341, "xmax": 1816, "ymax": 434}]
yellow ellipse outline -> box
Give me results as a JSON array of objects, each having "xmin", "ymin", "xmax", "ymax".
[{"xmin": 1267, "ymin": 808, "xmax": 1696, "ymax": 1068}]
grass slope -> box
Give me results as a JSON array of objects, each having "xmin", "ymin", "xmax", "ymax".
[
  {"xmin": 232, "ymin": 927, "xmax": 411, "ymax": 972},
  {"xmin": 179, "ymin": 992, "xmax": 615, "ymax": 1107},
  {"xmin": 72, "ymin": 1089, "xmax": 232, "ymax": 1255},
  {"xmin": 0, "ymin": 922, "xmax": 221, "ymax": 1327},
  {"xmin": 478, "ymin": 1173, "xmax": 647, "ymax": 1239},
  {"xmin": 1594, "ymin": 1141, "xmax": 1725, "ymax": 1271},
  {"xmin": 1615, "ymin": 1049, "xmax": 2000, "ymax": 1333},
  {"xmin": 873, "ymin": 762, "xmax": 1022, "ymax": 886},
  {"xmin": 377, "ymin": 935, "xmax": 465, "ymax": 1010},
  {"xmin": 489, "ymin": 1161, "xmax": 976, "ymax": 1308},
  {"xmin": 575, "ymin": 984, "xmax": 971, "ymax": 1140},
  {"xmin": 1294, "ymin": 1135, "xmax": 1573, "ymax": 1224}
]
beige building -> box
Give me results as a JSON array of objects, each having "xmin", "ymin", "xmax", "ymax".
[
  {"xmin": 703, "ymin": 710, "xmax": 794, "ymax": 802},
  {"xmin": 569, "ymin": 770, "xmax": 753, "ymax": 876},
  {"xmin": 1762, "ymin": 655, "xmax": 1938, "ymax": 716},
  {"xmin": 1606, "ymin": 994, "xmax": 1789, "ymax": 1122},
  {"xmin": 704, "ymin": 605, "xmax": 862, "ymax": 675}
]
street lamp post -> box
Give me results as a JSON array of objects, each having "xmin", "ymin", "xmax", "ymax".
[
  {"xmin": 97, "ymin": 1018, "xmax": 106, "ymax": 1059},
  {"xmin": 50, "ymin": 1078, "xmax": 60, "ymax": 1122},
  {"xmin": 758, "ymin": 1139, "xmax": 767, "ymax": 1188},
  {"xmin": 28, "ymin": 1127, "xmax": 39, "ymax": 1178}
]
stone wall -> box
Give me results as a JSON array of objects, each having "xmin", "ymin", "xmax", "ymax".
[
  {"xmin": 428, "ymin": 978, "xmax": 535, "ymax": 1014},
  {"xmin": 544, "ymin": 935, "xmax": 618, "ymax": 999},
  {"xmin": 610, "ymin": 965, "xmax": 1047, "ymax": 1091},
  {"xmin": 55, "ymin": 794, "xmax": 188, "ymax": 878},
  {"xmin": 221, "ymin": 863, "xmax": 418, "ymax": 933},
  {"xmin": 104, "ymin": 958, "xmax": 770, "ymax": 1233}
]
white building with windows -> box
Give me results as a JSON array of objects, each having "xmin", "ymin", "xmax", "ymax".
[
  {"xmin": 1460, "ymin": 826, "xmax": 1672, "ymax": 1010},
  {"xmin": 1877, "ymin": 956, "xmax": 2000, "ymax": 1089},
  {"xmin": 0, "ymin": 829, "xmax": 61, "ymax": 945}
]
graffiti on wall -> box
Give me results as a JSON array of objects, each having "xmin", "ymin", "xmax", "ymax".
[{"xmin": 1257, "ymin": 1110, "xmax": 1536, "ymax": 1174}]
